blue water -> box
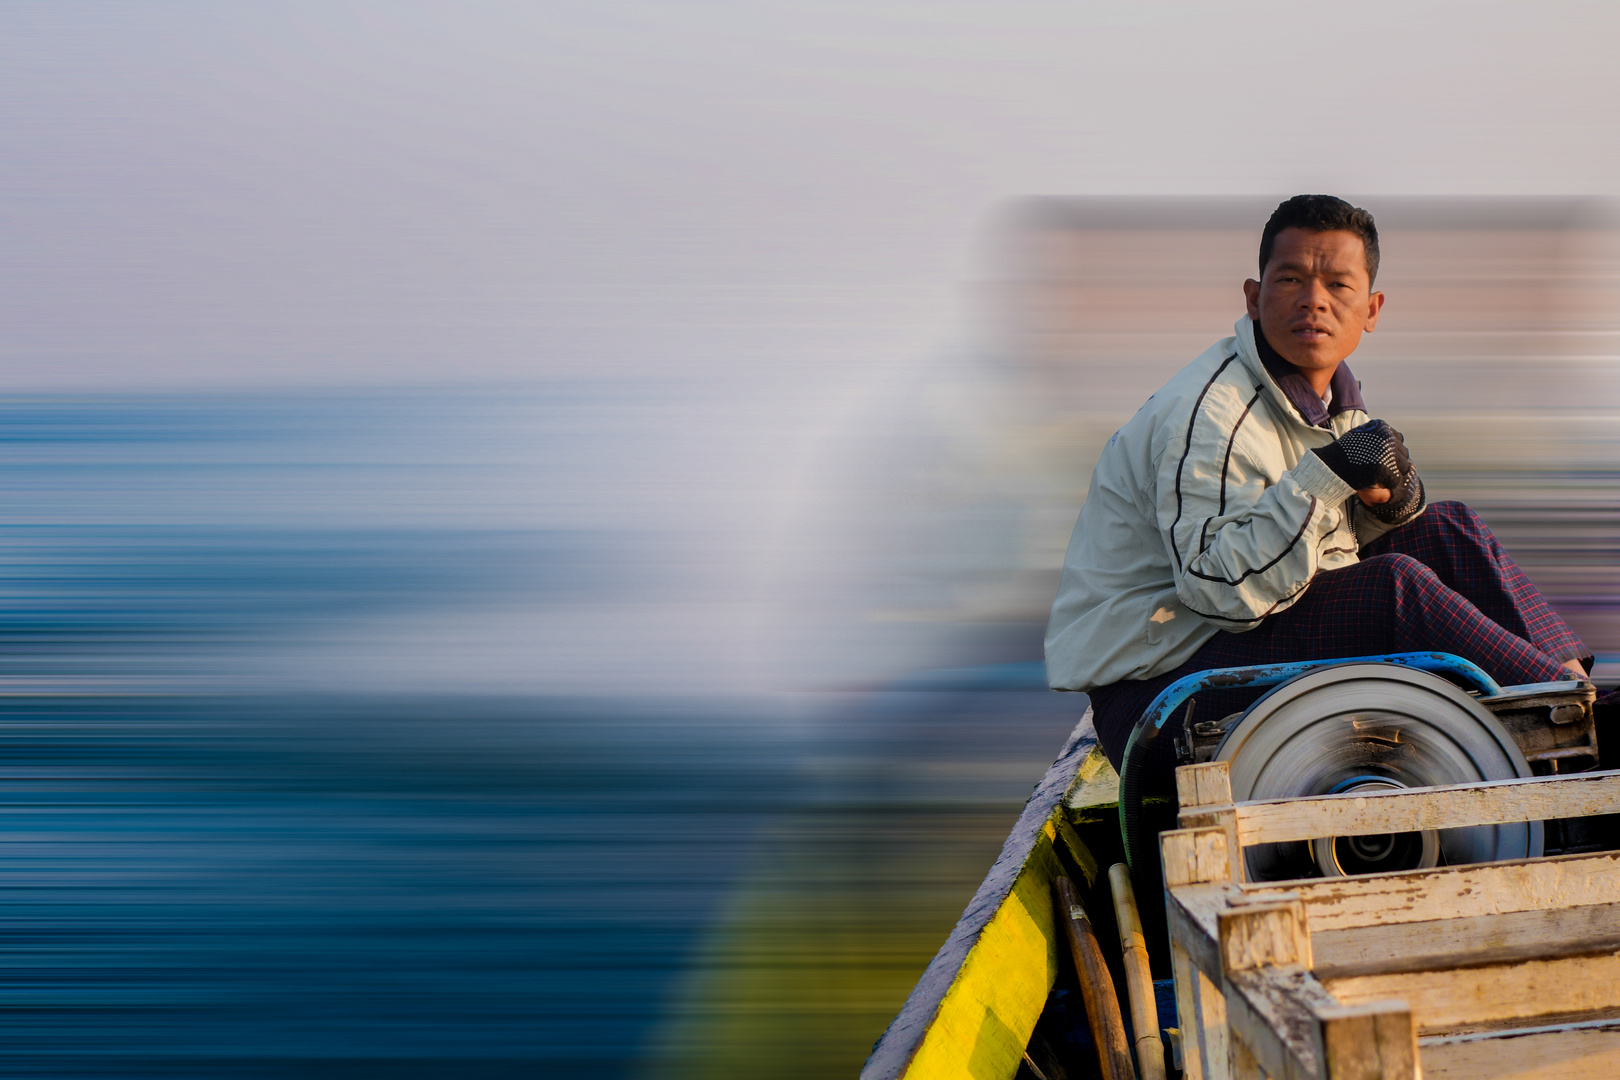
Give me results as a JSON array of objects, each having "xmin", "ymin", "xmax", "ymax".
[
  {"xmin": 0, "ymin": 693, "xmax": 800, "ymax": 1077},
  {"xmin": 0, "ymin": 390, "xmax": 799, "ymax": 1074}
]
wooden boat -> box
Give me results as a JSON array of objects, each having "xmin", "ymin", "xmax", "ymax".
[
  {"xmin": 860, "ymin": 711, "xmax": 1141, "ymax": 1080},
  {"xmin": 862, "ymin": 659, "xmax": 1620, "ymax": 1080}
]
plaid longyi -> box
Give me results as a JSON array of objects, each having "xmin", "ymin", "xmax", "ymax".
[{"xmin": 1088, "ymin": 501, "xmax": 1586, "ymax": 780}]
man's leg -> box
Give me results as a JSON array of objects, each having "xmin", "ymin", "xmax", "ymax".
[
  {"xmin": 1362, "ymin": 500, "xmax": 1588, "ymax": 667},
  {"xmin": 1089, "ymin": 552, "xmax": 1573, "ymax": 777}
]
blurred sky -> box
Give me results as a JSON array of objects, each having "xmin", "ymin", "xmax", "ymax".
[
  {"xmin": 9, "ymin": 0, "xmax": 1620, "ymax": 389},
  {"xmin": 5, "ymin": 1, "xmax": 1620, "ymax": 694}
]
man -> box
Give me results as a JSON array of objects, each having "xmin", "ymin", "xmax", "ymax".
[{"xmin": 1044, "ymin": 194, "xmax": 1589, "ymax": 777}]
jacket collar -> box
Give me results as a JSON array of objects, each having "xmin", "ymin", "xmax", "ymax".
[{"xmin": 1233, "ymin": 314, "xmax": 1365, "ymax": 429}]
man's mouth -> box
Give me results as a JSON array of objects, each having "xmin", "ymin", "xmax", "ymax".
[{"xmin": 1293, "ymin": 326, "xmax": 1330, "ymax": 340}]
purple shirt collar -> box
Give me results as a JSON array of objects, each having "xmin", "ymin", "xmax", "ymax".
[{"xmin": 1252, "ymin": 325, "xmax": 1366, "ymax": 428}]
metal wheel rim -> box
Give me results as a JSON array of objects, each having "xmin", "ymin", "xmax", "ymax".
[{"xmin": 1213, "ymin": 663, "xmax": 1541, "ymax": 881}]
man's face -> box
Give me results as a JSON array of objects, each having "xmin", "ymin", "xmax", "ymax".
[{"xmin": 1243, "ymin": 227, "xmax": 1384, "ymax": 377}]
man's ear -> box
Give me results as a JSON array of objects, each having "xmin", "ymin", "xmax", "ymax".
[
  {"xmin": 1364, "ymin": 290, "xmax": 1385, "ymax": 332},
  {"xmin": 1243, "ymin": 278, "xmax": 1262, "ymax": 320}
]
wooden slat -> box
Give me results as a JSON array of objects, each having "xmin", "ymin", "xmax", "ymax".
[
  {"xmin": 1171, "ymin": 941, "xmax": 1210, "ymax": 1080},
  {"xmin": 1229, "ymin": 1034, "xmax": 1264, "ymax": 1080},
  {"xmin": 1218, "ymin": 899, "xmax": 1312, "ymax": 973},
  {"xmin": 1239, "ymin": 850, "xmax": 1620, "ymax": 932},
  {"xmin": 1313, "ymin": 901, "xmax": 1620, "ymax": 979},
  {"xmin": 1179, "ymin": 761, "xmax": 1234, "ymax": 810},
  {"xmin": 1222, "ymin": 966, "xmax": 1330, "ymax": 1080},
  {"xmin": 1232, "ymin": 770, "xmax": 1620, "ymax": 848},
  {"xmin": 1421, "ymin": 1018, "xmax": 1620, "ymax": 1080},
  {"xmin": 1065, "ymin": 742, "xmax": 1122, "ymax": 814},
  {"xmin": 1166, "ymin": 885, "xmax": 1224, "ymax": 986},
  {"xmin": 1326, "ymin": 949, "xmax": 1620, "ymax": 1035},
  {"xmin": 1193, "ymin": 960, "xmax": 1232, "ymax": 1080},
  {"xmin": 1165, "ymin": 770, "xmax": 1620, "ymax": 1078},
  {"xmin": 1162, "ymin": 826, "xmax": 1235, "ymax": 889},
  {"xmin": 1181, "ymin": 806, "xmax": 1245, "ymax": 883},
  {"xmin": 1169, "ymin": 881, "xmax": 1274, "ymax": 981},
  {"xmin": 1317, "ymin": 1001, "xmax": 1418, "ymax": 1080}
]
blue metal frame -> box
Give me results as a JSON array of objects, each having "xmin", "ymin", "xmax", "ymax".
[
  {"xmin": 1117, "ymin": 652, "xmax": 1502, "ymax": 870},
  {"xmin": 1129, "ymin": 652, "xmax": 1500, "ymax": 751}
]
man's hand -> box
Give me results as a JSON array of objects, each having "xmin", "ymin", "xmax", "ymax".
[
  {"xmin": 1313, "ymin": 420, "xmax": 1426, "ymax": 525},
  {"xmin": 1312, "ymin": 419, "xmax": 1410, "ymax": 491}
]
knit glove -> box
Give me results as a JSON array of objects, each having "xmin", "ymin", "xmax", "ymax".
[
  {"xmin": 1372, "ymin": 470, "xmax": 1425, "ymax": 525},
  {"xmin": 1312, "ymin": 419, "xmax": 1426, "ymax": 524}
]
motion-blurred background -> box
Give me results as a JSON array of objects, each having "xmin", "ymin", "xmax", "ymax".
[{"xmin": 5, "ymin": 3, "xmax": 1620, "ymax": 1076}]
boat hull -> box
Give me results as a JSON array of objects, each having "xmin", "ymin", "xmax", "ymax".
[{"xmin": 863, "ymin": 713, "xmax": 1119, "ymax": 1080}]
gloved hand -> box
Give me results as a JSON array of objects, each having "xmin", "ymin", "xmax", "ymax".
[
  {"xmin": 1312, "ymin": 419, "xmax": 1410, "ymax": 490},
  {"xmin": 1312, "ymin": 419, "xmax": 1426, "ymax": 524},
  {"xmin": 1371, "ymin": 470, "xmax": 1425, "ymax": 524}
]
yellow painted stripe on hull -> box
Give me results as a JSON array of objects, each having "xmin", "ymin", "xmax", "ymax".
[{"xmin": 900, "ymin": 813, "xmax": 1065, "ymax": 1080}]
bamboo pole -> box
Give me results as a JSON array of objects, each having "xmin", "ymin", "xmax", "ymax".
[
  {"xmin": 1054, "ymin": 875, "xmax": 1136, "ymax": 1080},
  {"xmin": 1108, "ymin": 862, "xmax": 1167, "ymax": 1080}
]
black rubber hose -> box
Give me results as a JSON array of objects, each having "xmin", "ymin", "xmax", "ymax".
[{"xmin": 1117, "ymin": 713, "xmax": 1159, "ymax": 876}]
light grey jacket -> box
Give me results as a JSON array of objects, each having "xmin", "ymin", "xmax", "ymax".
[{"xmin": 1045, "ymin": 315, "xmax": 1405, "ymax": 691}]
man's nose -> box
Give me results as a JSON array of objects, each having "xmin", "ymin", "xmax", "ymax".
[{"xmin": 1298, "ymin": 279, "xmax": 1330, "ymax": 309}]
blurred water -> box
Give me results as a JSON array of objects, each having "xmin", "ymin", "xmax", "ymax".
[
  {"xmin": 0, "ymin": 693, "xmax": 791, "ymax": 1076},
  {"xmin": 0, "ymin": 687, "xmax": 1075, "ymax": 1078},
  {"xmin": 0, "ymin": 385, "xmax": 794, "ymax": 695},
  {"xmin": 4, "ymin": 198, "xmax": 1619, "ymax": 1077},
  {"xmin": 0, "ymin": 388, "xmax": 1079, "ymax": 1076}
]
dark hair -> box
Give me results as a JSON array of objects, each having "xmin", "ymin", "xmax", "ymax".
[{"xmin": 1258, "ymin": 195, "xmax": 1380, "ymax": 284}]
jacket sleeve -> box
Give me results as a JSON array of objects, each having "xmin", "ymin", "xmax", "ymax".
[{"xmin": 1155, "ymin": 430, "xmax": 1356, "ymax": 626}]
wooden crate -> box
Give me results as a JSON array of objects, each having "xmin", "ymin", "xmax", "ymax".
[{"xmin": 1162, "ymin": 760, "xmax": 1620, "ymax": 1080}]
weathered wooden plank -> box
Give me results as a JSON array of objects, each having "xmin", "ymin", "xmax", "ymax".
[
  {"xmin": 1316, "ymin": 1001, "xmax": 1418, "ymax": 1080},
  {"xmin": 862, "ymin": 713, "xmax": 1100, "ymax": 1080},
  {"xmin": 1193, "ymin": 963, "xmax": 1231, "ymax": 1080},
  {"xmin": 1232, "ymin": 770, "xmax": 1620, "ymax": 848},
  {"xmin": 1200, "ymin": 806, "xmax": 1245, "ymax": 883},
  {"xmin": 1218, "ymin": 898, "xmax": 1312, "ymax": 974},
  {"xmin": 1052, "ymin": 809, "xmax": 1101, "ymax": 888},
  {"xmin": 1312, "ymin": 900, "xmax": 1620, "ymax": 979},
  {"xmin": 1326, "ymin": 949, "xmax": 1620, "ymax": 1035},
  {"xmin": 1065, "ymin": 740, "xmax": 1121, "ymax": 814},
  {"xmin": 1222, "ymin": 966, "xmax": 1331, "ymax": 1080},
  {"xmin": 1238, "ymin": 851, "xmax": 1620, "ymax": 933},
  {"xmin": 1420, "ymin": 1017, "xmax": 1620, "ymax": 1080},
  {"xmin": 1228, "ymin": 1034, "xmax": 1265, "ymax": 1080},
  {"xmin": 1178, "ymin": 761, "xmax": 1234, "ymax": 810},
  {"xmin": 1163, "ymin": 826, "xmax": 1235, "ymax": 889},
  {"xmin": 1167, "ymin": 886, "xmax": 1224, "ymax": 987},
  {"xmin": 1171, "ymin": 941, "xmax": 1209, "ymax": 1080},
  {"xmin": 1160, "ymin": 844, "xmax": 1247, "ymax": 991}
]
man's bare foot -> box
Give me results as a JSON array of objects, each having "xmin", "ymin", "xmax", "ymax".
[{"xmin": 1563, "ymin": 658, "xmax": 1590, "ymax": 680}]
